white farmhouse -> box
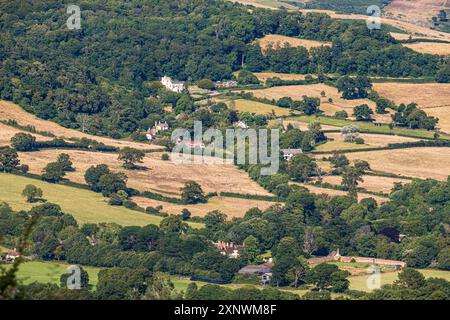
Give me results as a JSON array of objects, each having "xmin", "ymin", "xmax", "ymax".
[
  {"xmin": 281, "ymin": 148, "xmax": 303, "ymax": 161},
  {"xmin": 161, "ymin": 76, "xmax": 185, "ymax": 93}
]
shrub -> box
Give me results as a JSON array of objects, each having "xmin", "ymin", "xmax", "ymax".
[
  {"xmin": 197, "ymin": 79, "xmax": 216, "ymax": 90},
  {"xmin": 11, "ymin": 133, "xmax": 37, "ymax": 151},
  {"xmin": 161, "ymin": 153, "xmax": 170, "ymax": 161},
  {"xmin": 354, "ymin": 137, "xmax": 365, "ymax": 144},
  {"xmin": 123, "ymin": 200, "xmax": 138, "ymax": 209}
]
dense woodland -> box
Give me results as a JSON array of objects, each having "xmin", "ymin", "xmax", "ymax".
[{"xmin": 0, "ymin": 0, "xmax": 448, "ymax": 138}]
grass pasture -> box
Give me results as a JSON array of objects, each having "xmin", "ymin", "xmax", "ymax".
[
  {"xmin": 349, "ymin": 269, "xmax": 450, "ymax": 292},
  {"xmin": 0, "ymin": 173, "xmax": 172, "ymax": 227},
  {"xmin": 228, "ymin": 99, "xmax": 293, "ymax": 116},
  {"xmin": 384, "ymin": 0, "xmax": 446, "ymax": 31},
  {"xmin": 0, "ymin": 100, "xmax": 161, "ymax": 151},
  {"xmin": 2, "ymin": 261, "xmax": 102, "ymax": 287}
]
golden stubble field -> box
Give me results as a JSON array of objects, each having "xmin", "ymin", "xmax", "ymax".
[
  {"xmin": 0, "ymin": 123, "xmax": 53, "ymax": 146},
  {"xmin": 320, "ymin": 175, "xmax": 412, "ymax": 194},
  {"xmin": 133, "ymin": 195, "xmax": 280, "ymax": 218},
  {"xmin": 324, "ymin": 132, "xmax": 420, "ymax": 148},
  {"xmin": 18, "ymin": 150, "xmax": 272, "ymax": 197},
  {"xmin": 254, "ymin": 72, "xmax": 312, "ymax": 83},
  {"xmin": 256, "ymin": 34, "xmax": 331, "ymax": 52},
  {"xmin": 402, "ymin": 42, "xmax": 450, "ymax": 56},
  {"xmin": 372, "ymin": 83, "xmax": 450, "ymax": 133},
  {"xmin": 344, "ymin": 147, "xmax": 450, "ymax": 181},
  {"xmin": 290, "ymin": 182, "xmax": 389, "ymax": 204},
  {"xmin": 0, "ymin": 100, "xmax": 161, "ymax": 150},
  {"xmin": 245, "ymin": 84, "xmax": 392, "ymax": 123},
  {"xmin": 384, "ymin": 0, "xmax": 447, "ymax": 28}
]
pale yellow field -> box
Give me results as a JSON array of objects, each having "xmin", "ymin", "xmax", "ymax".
[
  {"xmin": 402, "ymin": 42, "xmax": 450, "ymax": 55},
  {"xmin": 345, "ymin": 147, "xmax": 450, "ymax": 181},
  {"xmin": 373, "ymin": 83, "xmax": 450, "ymax": 109},
  {"xmin": 321, "ymin": 175, "xmax": 412, "ymax": 194},
  {"xmin": 424, "ymin": 106, "xmax": 450, "ymax": 134},
  {"xmin": 315, "ymin": 140, "xmax": 373, "ymax": 152},
  {"xmin": 349, "ymin": 269, "xmax": 450, "ymax": 292},
  {"xmin": 290, "ymin": 182, "xmax": 389, "ymax": 204},
  {"xmin": 389, "ymin": 32, "xmax": 437, "ymax": 41},
  {"xmin": 245, "ymin": 84, "xmax": 391, "ymax": 123},
  {"xmin": 228, "ymin": 99, "xmax": 293, "ymax": 116},
  {"xmin": 230, "ymin": 0, "xmax": 297, "ymax": 9},
  {"xmin": 18, "ymin": 150, "xmax": 271, "ymax": 197},
  {"xmin": 384, "ymin": 0, "xmax": 447, "ymax": 29},
  {"xmin": 0, "ymin": 100, "xmax": 161, "ymax": 150},
  {"xmin": 325, "ymin": 132, "xmax": 420, "ymax": 148},
  {"xmin": 254, "ymin": 72, "xmax": 311, "ymax": 83},
  {"xmin": 0, "ymin": 123, "xmax": 53, "ymax": 146},
  {"xmin": 133, "ymin": 196, "xmax": 279, "ymax": 218},
  {"xmin": 373, "ymin": 83, "xmax": 450, "ymax": 132},
  {"xmin": 297, "ymin": 9, "xmax": 450, "ymax": 42},
  {"xmin": 256, "ymin": 34, "xmax": 331, "ymax": 52}
]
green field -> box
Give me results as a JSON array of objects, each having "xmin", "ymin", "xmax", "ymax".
[
  {"xmin": 2, "ymin": 261, "xmax": 101, "ymax": 287},
  {"xmin": 0, "ymin": 173, "xmax": 202, "ymax": 228},
  {"xmin": 292, "ymin": 115, "xmax": 450, "ymax": 140},
  {"xmin": 349, "ymin": 269, "xmax": 450, "ymax": 292}
]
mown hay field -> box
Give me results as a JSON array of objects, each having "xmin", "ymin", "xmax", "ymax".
[
  {"xmin": 402, "ymin": 42, "xmax": 450, "ymax": 55},
  {"xmin": 254, "ymin": 72, "xmax": 311, "ymax": 83},
  {"xmin": 324, "ymin": 132, "xmax": 420, "ymax": 148},
  {"xmin": 320, "ymin": 175, "xmax": 412, "ymax": 194},
  {"xmin": 17, "ymin": 150, "xmax": 272, "ymax": 197},
  {"xmin": 290, "ymin": 182, "xmax": 389, "ymax": 204},
  {"xmin": 245, "ymin": 84, "xmax": 392, "ymax": 123},
  {"xmin": 0, "ymin": 100, "xmax": 161, "ymax": 150},
  {"xmin": 384, "ymin": 0, "xmax": 446, "ymax": 29},
  {"xmin": 228, "ymin": 99, "xmax": 293, "ymax": 116},
  {"xmin": 133, "ymin": 196, "xmax": 280, "ymax": 218},
  {"xmin": 371, "ymin": 83, "xmax": 450, "ymax": 133},
  {"xmin": 0, "ymin": 123, "xmax": 52, "ymax": 146},
  {"xmin": 345, "ymin": 147, "xmax": 450, "ymax": 181},
  {"xmin": 256, "ymin": 34, "xmax": 331, "ymax": 52}
]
